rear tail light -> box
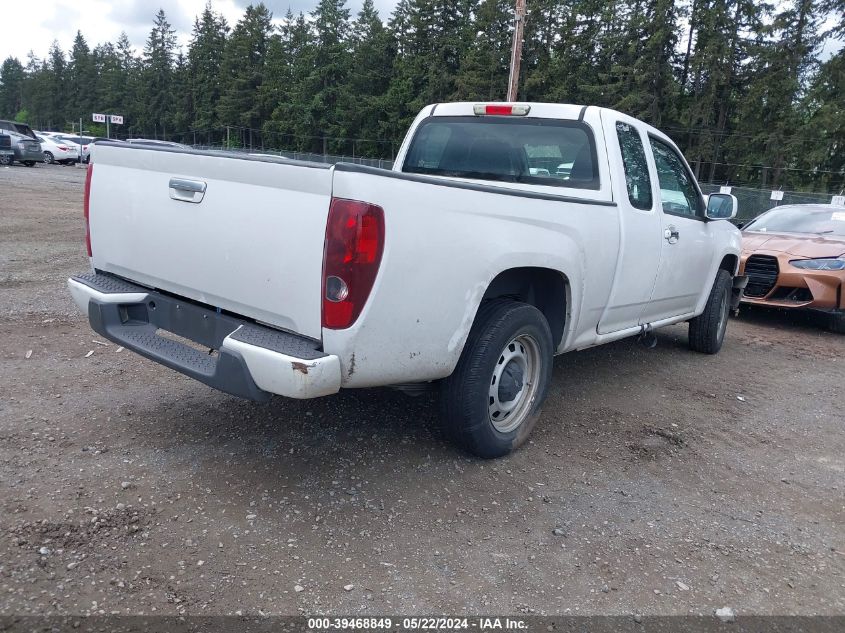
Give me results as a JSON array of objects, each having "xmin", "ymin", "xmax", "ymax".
[
  {"xmin": 58, "ymin": 145, "xmax": 68, "ymax": 151},
  {"xmin": 322, "ymin": 198, "xmax": 385, "ymax": 329},
  {"xmin": 473, "ymin": 103, "xmax": 531, "ymax": 116},
  {"xmin": 83, "ymin": 163, "xmax": 93, "ymax": 256}
]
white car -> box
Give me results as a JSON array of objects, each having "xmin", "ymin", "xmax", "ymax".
[
  {"xmin": 37, "ymin": 135, "xmax": 79, "ymax": 164},
  {"xmin": 54, "ymin": 135, "xmax": 95, "ymax": 163},
  {"xmin": 69, "ymin": 102, "xmax": 743, "ymax": 458}
]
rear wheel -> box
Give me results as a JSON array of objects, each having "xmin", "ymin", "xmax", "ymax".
[
  {"xmin": 43, "ymin": 151, "xmax": 54, "ymax": 164},
  {"xmin": 0, "ymin": 155, "xmax": 10, "ymax": 166},
  {"xmin": 689, "ymin": 270, "xmax": 732, "ymax": 354},
  {"xmin": 440, "ymin": 300, "xmax": 554, "ymax": 458}
]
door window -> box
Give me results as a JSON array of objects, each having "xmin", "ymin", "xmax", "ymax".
[
  {"xmin": 616, "ymin": 122, "xmax": 652, "ymax": 210},
  {"xmin": 649, "ymin": 137, "xmax": 702, "ymax": 218}
]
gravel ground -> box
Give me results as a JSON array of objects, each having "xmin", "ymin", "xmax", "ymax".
[{"xmin": 1, "ymin": 163, "xmax": 844, "ymax": 617}]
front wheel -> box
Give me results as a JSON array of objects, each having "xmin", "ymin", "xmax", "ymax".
[
  {"xmin": 689, "ymin": 269, "xmax": 732, "ymax": 354},
  {"xmin": 440, "ymin": 300, "xmax": 554, "ymax": 458},
  {"xmin": 828, "ymin": 311, "xmax": 845, "ymax": 334}
]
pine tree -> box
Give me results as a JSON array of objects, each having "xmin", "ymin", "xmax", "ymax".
[
  {"xmin": 263, "ymin": 11, "xmax": 315, "ymax": 151},
  {"xmin": 302, "ymin": 0, "xmax": 352, "ymax": 153},
  {"xmin": 0, "ymin": 57, "xmax": 25, "ymax": 119},
  {"xmin": 798, "ymin": 46, "xmax": 844, "ymax": 191},
  {"xmin": 93, "ymin": 43, "xmax": 123, "ymax": 117},
  {"xmin": 217, "ymin": 3, "xmax": 273, "ymax": 146},
  {"xmin": 612, "ymin": 0, "xmax": 681, "ymax": 125},
  {"xmin": 170, "ymin": 51, "xmax": 193, "ymax": 141},
  {"xmin": 452, "ymin": 0, "xmax": 511, "ymax": 101},
  {"xmin": 140, "ymin": 9, "xmax": 177, "ymax": 137},
  {"xmin": 338, "ymin": 0, "xmax": 394, "ymax": 156},
  {"xmin": 681, "ymin": 0, "xmax": 767, "ymax": 181},
  {"xmin": 727, "ymin": 0, "xmax": 824, "ymax": 187},
  {"xmin": 189, "ymin": 3, "xmax": 229, "ymax": 133},
  {"xmin": 68, "ymin": 32, "xmax": 95, "ymax": 122}
]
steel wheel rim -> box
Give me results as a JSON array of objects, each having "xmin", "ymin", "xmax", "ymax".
[
  {"xmin": 488, "ymin": 334, "xmax": 541, "ymax": 433},
  {"xmin": 716, "ymin": 289, "xmax": 729, "ymax": 343}
]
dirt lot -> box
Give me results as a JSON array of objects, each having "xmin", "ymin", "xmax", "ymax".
[{"xmin": 1, "ymin": 163, "xmax": 844, "ymax": 618}]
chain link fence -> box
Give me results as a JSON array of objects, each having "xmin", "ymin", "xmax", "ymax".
[{"xmin": 699, "ymin": 183, "xmax": 837, "ymax": 224}]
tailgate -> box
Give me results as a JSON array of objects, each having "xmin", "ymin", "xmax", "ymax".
[{"xmin": 88, "ymin": 144, "xmax": 332, "ymax": 340}]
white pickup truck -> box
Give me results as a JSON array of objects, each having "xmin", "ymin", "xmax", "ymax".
[{"xmin": 68, "ymin": 102, "xmax": 744, "ymax": 458}]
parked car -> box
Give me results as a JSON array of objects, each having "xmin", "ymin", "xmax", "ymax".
[
  {"xmin": 68, "ymin": 102, "xmax": 743, "ymax": 458},
  {"xmin": 0, "ymin": 119, "xmax": 38, "ymax": 140},
  {"xmin": 739, "ymin": 203, "xmax": 845, "ymax": 332},
  {"xmin": 0, "ymin": 133, "xmax": 13, "ymax": 165},
  {"xmin": 125, "ymin": 138, "xmax": 189, "ymax": 149},
  {"xmin": 556, "ymin": 162, "xmax": 574, "ymax": 177},
  {"xmin": 36, "ymin": 135, "xmax": 79, "ymax": 164},
  {"xmin": 5, "ymin": 131, "xmax": 42, "ymax": 166},
  {"xmin": 55, "ymin": 134, "xmax": 95, "ymax": 163}
]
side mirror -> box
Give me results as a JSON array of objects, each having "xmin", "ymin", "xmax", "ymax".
[{"xmin": 705, "ymin": 193, "xmax": 737, "ymax": 220}]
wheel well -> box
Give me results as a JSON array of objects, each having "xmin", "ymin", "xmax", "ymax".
[
  {"xmin": 480, "ymin": 268, "xmax": 568, "ymax": 349},
  {"xmin": 720, "ymin": 254, "xmax": 738, "ymax": 276}
]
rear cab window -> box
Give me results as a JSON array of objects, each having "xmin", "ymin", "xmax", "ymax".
[
  {"xmin": 615, "ymin": 122, "xmax": 652, "ymax": 210},
  {"xmin": 402, "ymin": 116, "xmax": 600, "ymax": 191}
]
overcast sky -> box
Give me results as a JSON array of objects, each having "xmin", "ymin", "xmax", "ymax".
[
  {"xmin": 1, "ymin": 0, "xmax": 400, "ymax": 63},
  {"xmin": 1, "ymin": 1, "xmax": 841, "ymax": 64}
]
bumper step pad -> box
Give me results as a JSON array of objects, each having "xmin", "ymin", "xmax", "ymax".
[{"xmin": 69, "ymin": 271, "xmax": 334, "ymax": 401}]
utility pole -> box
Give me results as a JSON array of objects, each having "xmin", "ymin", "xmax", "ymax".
[{"xmin": 507, "ymin": 0, "xmax": 527, "ymax": 102}]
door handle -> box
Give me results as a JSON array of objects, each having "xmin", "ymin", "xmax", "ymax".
[
  {"xmin": 664, "ymin": 227, "xmax": 680, "ymax": 244},
  {"xmin": 169, "ymin": 178, "xmax": 206, "ymax": 203}
]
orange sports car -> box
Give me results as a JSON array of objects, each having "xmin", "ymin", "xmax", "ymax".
[{"xmin": 739, "ymin": 204, "xmax": 845, "ymax": 332}]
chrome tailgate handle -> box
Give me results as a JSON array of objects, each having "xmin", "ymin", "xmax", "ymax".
[{"xmin": 169, "ymin": 178, "xmax": 206, "ymax": 203}]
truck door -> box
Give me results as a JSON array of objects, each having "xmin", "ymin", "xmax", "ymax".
[
  {"xmin": 596, "ymin": 115, "xmax": 663, "ymax": 334},
  {"xmin": 641, "ymin": 135, "xmax": 714, "ymax": 322}
]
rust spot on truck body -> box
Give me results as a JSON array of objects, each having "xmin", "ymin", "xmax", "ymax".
[{"xmin": 291, "ymin": 361, "xmax": 314, "ymax": 375}]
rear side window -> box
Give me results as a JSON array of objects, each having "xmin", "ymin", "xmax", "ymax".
[
  {"xmin": 615, "ymin": 122, "xmax": 652, "ymax": 210},
  {"xmin": 403, "ymin": 116, "xmax": 599, "ymax": 190}
]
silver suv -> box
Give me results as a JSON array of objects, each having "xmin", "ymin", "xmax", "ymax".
[{"xmin": 0, "ymin": 120, "xmax": 42, "ymax": 167}]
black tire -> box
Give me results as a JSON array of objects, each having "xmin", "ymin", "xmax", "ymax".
[
  {"xmin": 689, "ymin": 269, "xmax": 732, "ymax": 354},
  {"xmin": 0, "ymin": 155, "xmax": 10, "ymax": 166},
  {"xmin": 440, "ymin": 300, "xmax": 554, "ymax": 458},
  {"xmin": 828, "ymin": 312, "xmax": 845, "ymax": 334},
  {"xmin": 43, "ymin": 151, "xmax": 54, "ymax": 164}
]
